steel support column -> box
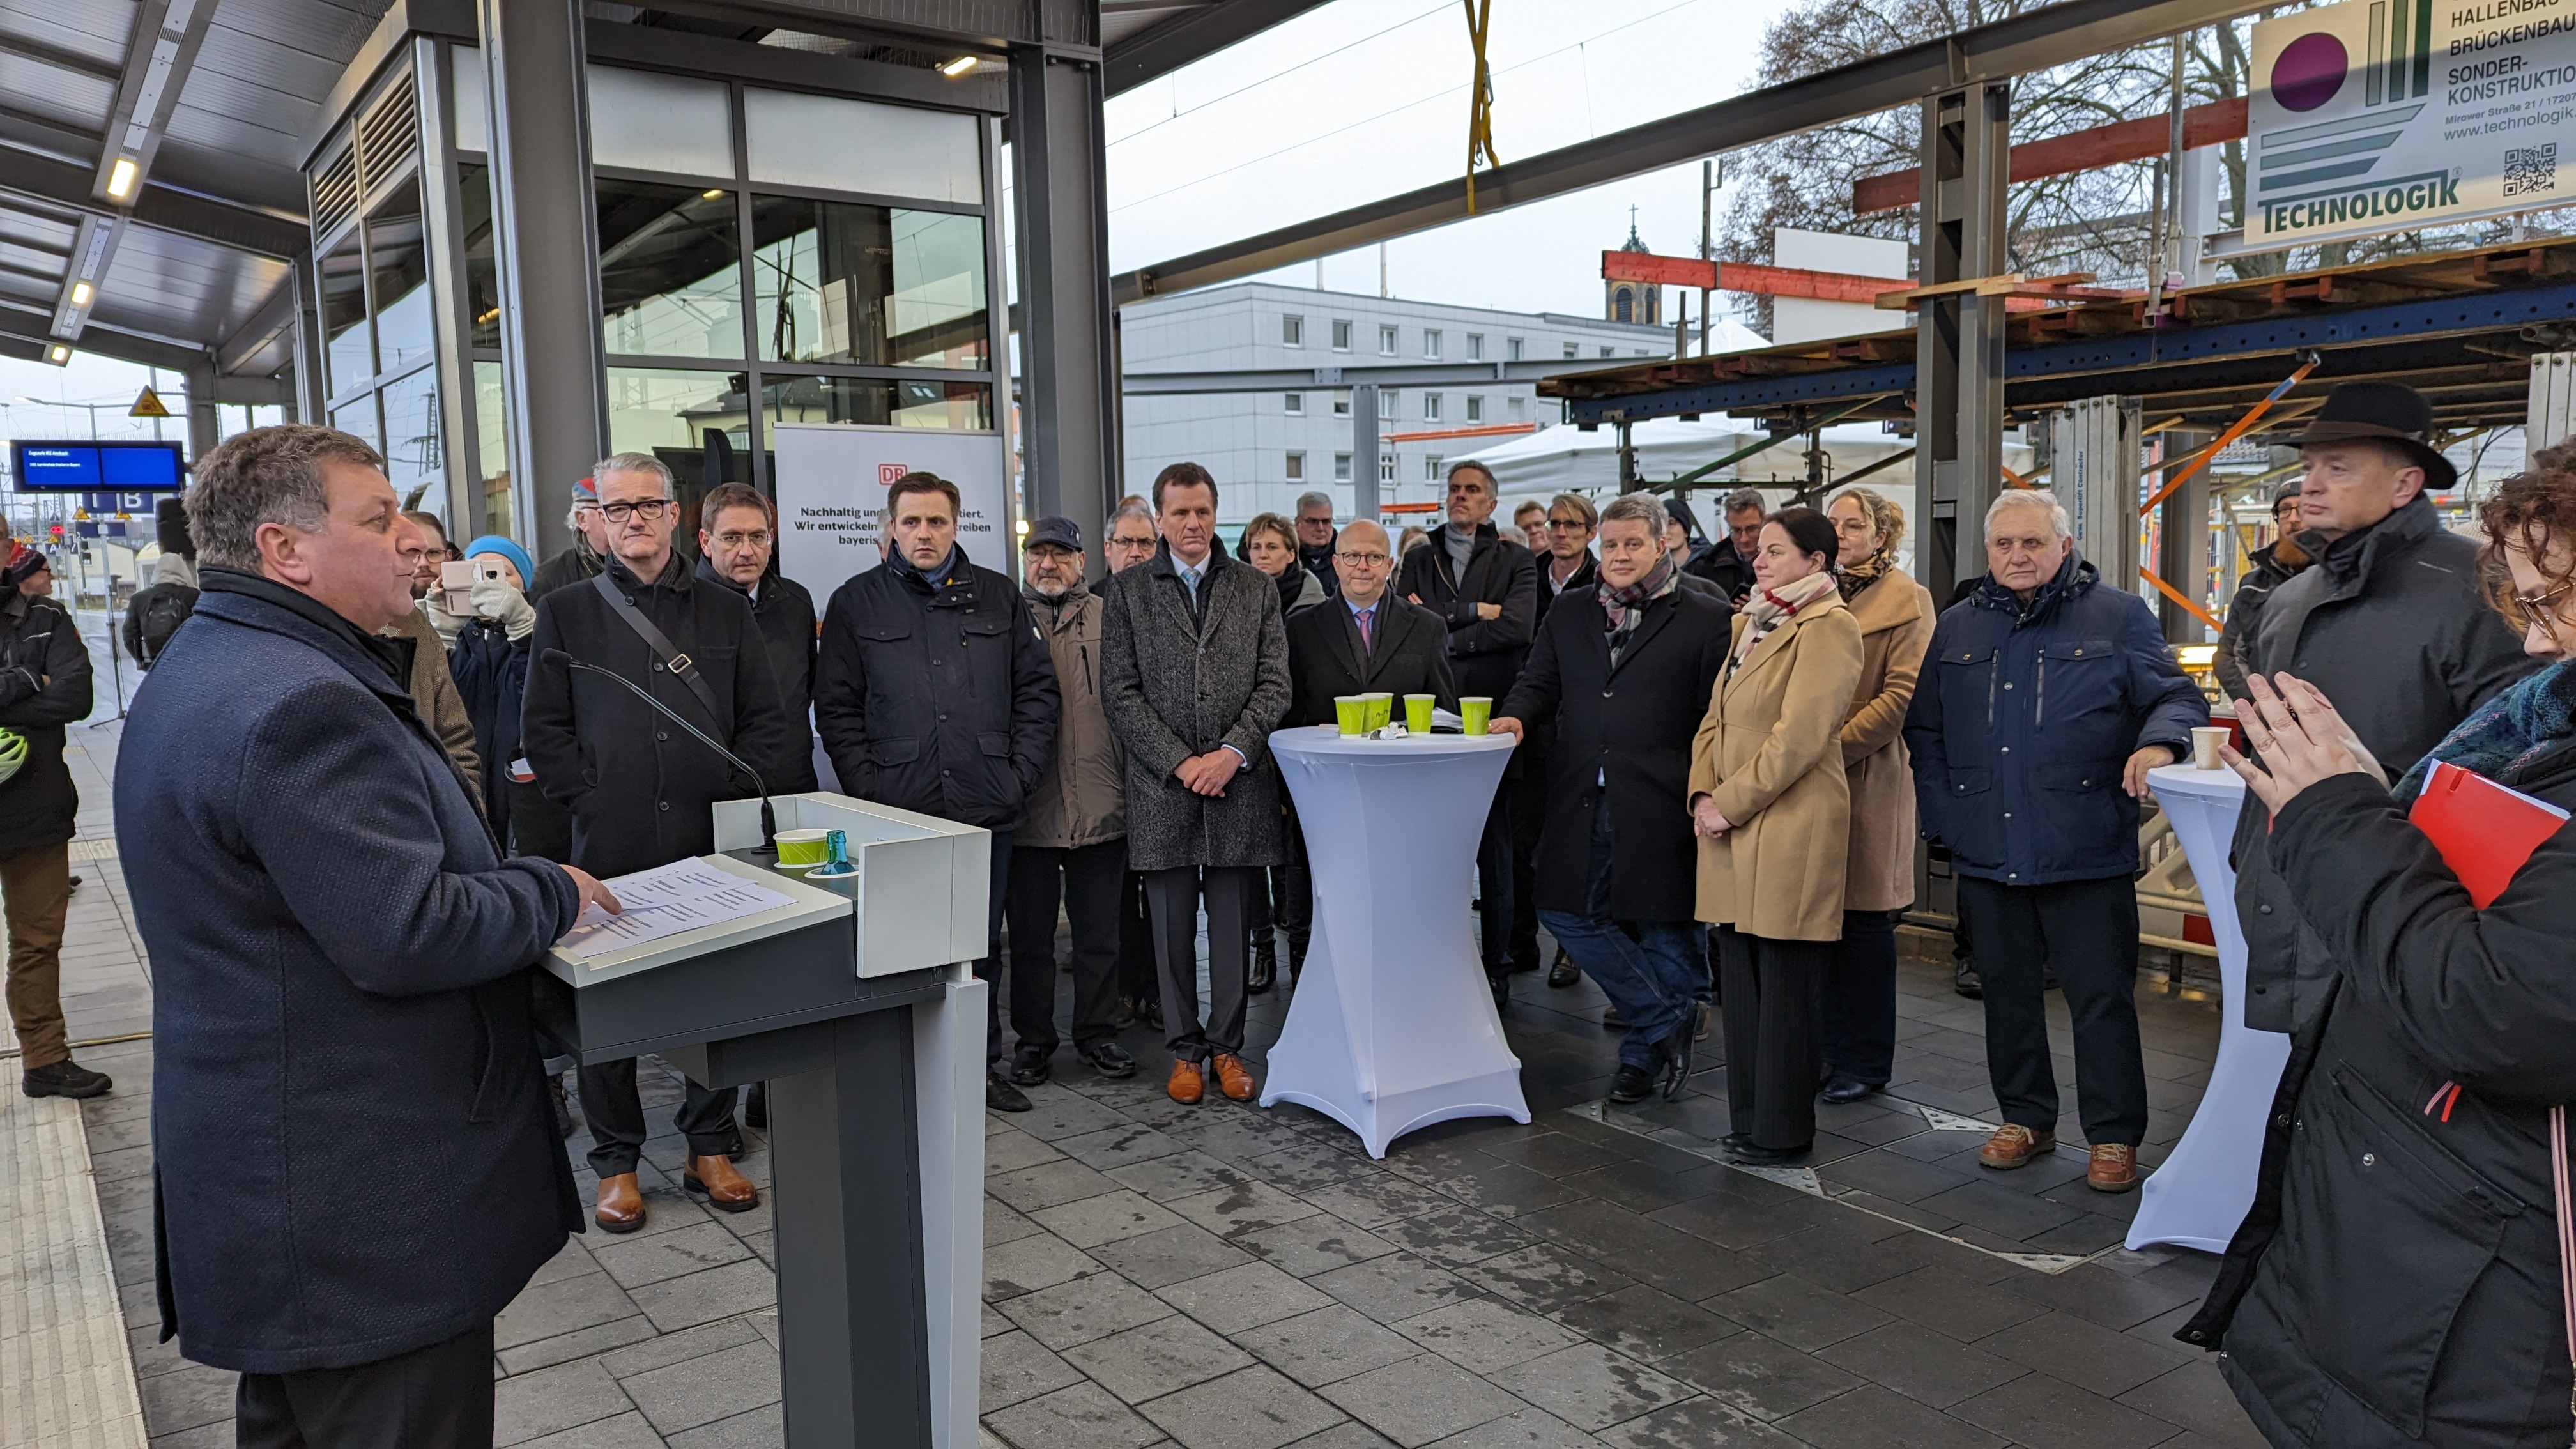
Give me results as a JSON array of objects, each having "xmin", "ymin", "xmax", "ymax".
[
  {"xmin": 183, "ymin": 364, "xmax": 219, "ymax": 463},
  {"xmin": 2531, "ymin": 351, "xmax": 2576, "ymax": 446},
  {"xmin": 2156, "ymin": 430, "xmax": 2211, "ymax": 641},
  {"xmin": 1914, "ymin": 82, "xmax": 2010, "ymax": 594},
  {"xmin": 1351, "ymin": 383, "xmax": 1379, "ymax": 519},
  {"xmin": 2050, "ymin": 397, "xmax": 2140, "ymax": 593},
  {"xmin": 479, "ymin": 0, "xmax": 604, "ymax": 560},
  {"xmin": 1010, "ymin": 42, "xmax": 1117, "ymax": 564}
]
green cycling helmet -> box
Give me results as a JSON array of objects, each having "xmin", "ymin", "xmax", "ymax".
[{"xmin": 0, "ymin": 728, "xmax": 26, "ymax": 787}]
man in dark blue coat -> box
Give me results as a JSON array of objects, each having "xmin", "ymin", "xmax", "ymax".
[
  {"xmin": 1903, "ymin": 489, "xmax": 2207, "ymax": 1194},
  {"xmin": 116, "ymin": 425, "xmax": 610, "ymax": 1446},
  {"xmin": 816, "ymin": 470, "xmax": 1058, "ymax": 1112}
]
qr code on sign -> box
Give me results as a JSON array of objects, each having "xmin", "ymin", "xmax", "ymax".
[{"xmin": 2506, "ymin": 144, "xmax": 2557, "ymax": 197}]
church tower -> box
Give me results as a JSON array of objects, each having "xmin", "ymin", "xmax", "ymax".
[{"xmin": 1605, "ymin": 209, "xmax": 1661, "ymax": 326}]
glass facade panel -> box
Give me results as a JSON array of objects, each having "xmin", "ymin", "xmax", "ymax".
[
  {"xmin": 751, "ymin": 199, "xmax": 986, "ymax": 368},
  {"xmin": 320, "ymin": 238, "xmax": 371, "ymax": 397},
  {"xmin": 756, "ymin": 374, "xmax": 990, "ymax": 431},
  {"xmin": 450, "ymin": 45, "xmax": 484, "ymax": 152},
  {"xmin": 461, "ymin": 163, "xmax": 500, "ymax": 351},
  {"xmin": 742, "ymin": 89, "xmax": 981, "ymax": 203},
  {"xmin": 606, "ymin": 366, "xmax": 747, "ymax": 456},
  {"xmin": 598, "ymin": 181, "xmax": 744, "ymax": 359},
  {"xmin": 369, "ymin": 180, "xmax": 434, "ymax": 376},
  {"xmin": 473, "ymin": 360, "xmax": 511, "ymax": 537},
  {"xmin": 332, "ymin": 394, "xmax": 381, "ymax": 452},
  {"xmin": 588, "ymin": 66, "xmax": 734, "ymax": 178},
  {"xmin": 380, "ymin": 367, "xmax": 443, "ymax": 514}
]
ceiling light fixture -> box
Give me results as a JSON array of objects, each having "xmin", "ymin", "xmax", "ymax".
[
  {"xmin": 46, "ymin": 345, "xmax": 70, "ymax": 364},
  {"xmin": 105, "ymin": 157, "xmax": 138, "ymax": 200},
  {"xmin": 69, "ymin": 282, "xmax": 91, "ymax": 307},
  {"xmin": 702, "ymin": 188, "xmax": 723, "ymax": 199},
  {"xmin": 940, "ymin": 56, "xmax": 978, "ymax": 77}
]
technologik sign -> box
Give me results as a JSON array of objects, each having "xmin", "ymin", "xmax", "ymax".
[{"xmin": 2248, "ymin": 0, "xmax": 2576, "ymax": 247}]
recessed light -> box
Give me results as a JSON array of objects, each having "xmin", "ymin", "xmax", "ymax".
[
  {"xmin": 940, "ymin": 56, "xmax": 978, "ymax": 77},
  {"xmin": 68, "ymin": 281, "xmax": 91, "ymax": 307},
  {"xmin": 47, "ymin": 344, "xmax": 70, "ymax": 364},
  {"xmin": 106, "ymin": 157, "xmax": 137, "ymax": 199}
]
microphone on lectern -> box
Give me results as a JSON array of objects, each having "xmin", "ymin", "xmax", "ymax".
[{"xmin": 540, "ymin": 648, "xmax": 777, "ymax": 851}]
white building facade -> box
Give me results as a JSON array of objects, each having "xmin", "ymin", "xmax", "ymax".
[{"xmin": 1119, "ymin": 282, "xmax": 1674, "ymax": 524}]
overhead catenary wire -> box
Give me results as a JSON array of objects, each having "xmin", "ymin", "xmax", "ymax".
[{"xmin": 1105, "ymin": 1, "xmax": 1457, "ymax": 152}]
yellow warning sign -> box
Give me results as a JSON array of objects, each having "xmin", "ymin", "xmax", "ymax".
[{"xmin": 128, "ymin": 387, "xmax": 170, "ymax": 418}]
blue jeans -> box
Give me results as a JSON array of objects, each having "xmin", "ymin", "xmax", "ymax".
[{"xmin": 1537, "ymin": 797, "xmax": 1701, "ymax": 1073}]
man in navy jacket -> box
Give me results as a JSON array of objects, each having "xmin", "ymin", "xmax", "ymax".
[
  {"xmin": 1903, "ymin": 489, "xmax": 2206, "ymax": 1193},
  {"xmin": 116, "ymin": 425, "xmax": 613, "ymax": 1446}
]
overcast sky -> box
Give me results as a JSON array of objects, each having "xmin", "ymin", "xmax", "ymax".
[{"xmin": 1097, "ymin": 0, "xmax": 1804, "ymax": 315}]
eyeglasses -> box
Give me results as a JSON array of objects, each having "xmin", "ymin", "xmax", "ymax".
[
  {"xmin": 2511, "ymin": 578, "xmax": 2576, "ymax": 637},
  {"xmin": 1109, "ymin": 535, "xmax": 1157, "ymax": 550},
  {"xmin": 1335, "ymin": 551, "xmax": 1392, "ymax": 567},
  {"xmin": 601, "ymin": 499, "xmax": 673, "ymax": 523},
  {"xmin": 1546, "ymin": 518, "xmax": 1590, "ymax": 532},
  {"xmin": 712, "ymin": 530, "xmax": 772, "ymax": 549}
]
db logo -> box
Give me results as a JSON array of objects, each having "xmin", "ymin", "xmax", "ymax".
[{"xmin": 878, "ymin": 463, "xmax": 908, "ymax": 485}]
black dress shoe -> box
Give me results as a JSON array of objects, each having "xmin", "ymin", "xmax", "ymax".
[
  {"xmin": 1606, "ymin": 1064, "xmax": 1655, "ymax": 1105},
  {"xmin": 1009, "ymin": 1045, "xmax": 1052, "ymax": 1087},
  {"xmin": 1954, "ymin": 960, "xmax": 1983, "ymax": 999},
  {"xmin": 1602, "ymin": 1002, "xmax": 1627, "ymax": 1029},
  {"xmin": 1489, "ymin": 973, "xmax": 1510, "ymax": 1010},
  {"xmin": 1547, "ymin": 949, "xmax": 1579, "ymax": 988},
  {"xmin": 1726, "ymin": 1139, "xmax": 1812, "ymax": 1165},
  {"xmin": 744, "ymin": 1081, "xmax": 767, "ymax": 1130},
  {"xmin": 22, "ymin": 1059, "xmax": 111, "ymax": 1098},
  {"xmin": 1820, "ymin": 1078, "xmax": 1881, "ymax": 1105},
  {"xmin": 1082, "ymin": 1041, "xmax": 1138, "ymax": 1078},
  {"xmin": 1248, "ymin": 951, "xmax": 1275, "ymax": 996},
  {"xmin": 987, "ymin": 1075, "xmax": 1032, "ymax": 1112},
  {"xmin": 1657, "ymin": 1024, "xmax": 1694, "ymax": 1101}
]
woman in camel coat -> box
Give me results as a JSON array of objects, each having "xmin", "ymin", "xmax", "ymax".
[
  {"xmin": 1690, "ymin": 507, "xmax": 1866, "ymax": 1163},
  {"xmin": 1820, "ymin": 488, "xmax": 1936, "ymax": 1104}
]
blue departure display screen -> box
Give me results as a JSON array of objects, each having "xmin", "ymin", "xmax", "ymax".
[{"xmin": 9, "ymin": 440, "xmax": 185, "ymax": 491}]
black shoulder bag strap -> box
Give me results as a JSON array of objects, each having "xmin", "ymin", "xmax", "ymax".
[{"xmin": 591, "ymin": 572, "xmax": 723, "ymax": 724}]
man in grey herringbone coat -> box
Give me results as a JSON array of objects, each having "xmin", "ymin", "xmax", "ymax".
[{"xmin": 1100, "ymin": 463, "xmax": 1292, "ymax": 1106}]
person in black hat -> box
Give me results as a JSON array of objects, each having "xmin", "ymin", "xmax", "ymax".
[{"xmin": 2225, "ymin": 379, "xmax": 2536, "ymax": 1038}]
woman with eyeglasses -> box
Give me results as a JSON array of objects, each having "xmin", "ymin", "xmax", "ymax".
[{"xmin": 2181, "ymin": 446, "xmax": 2576, "ymax": 1448}]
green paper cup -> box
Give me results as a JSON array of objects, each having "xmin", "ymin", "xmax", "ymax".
[
  {"xmin": 1460, "ymin": 697, "xmax": 1492, "ymax": 736},
  {"xmin": 1405, "ymin": 694, "xmax": 1435, "ymax": 733},
  {"xmin": 774, "ymin": 827, "xmax": 832, "ymax": 867},
  {"xmin": 1367, "ymin": 693, "xmax": 1395, "ymax": 731},
  {"xmin": 1335, "ymin": 696, "xmax": 1368, "ymax": 736}
]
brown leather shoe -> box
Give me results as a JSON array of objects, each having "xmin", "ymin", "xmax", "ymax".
[
  {"xmin": 1167, "ymin": 1057, "xmax": 1206, "ymax": 1105},
  {"xmin": 1211, "ymin": 1052, "xmax": 1257, "ymax": 1102},
  {"xmin": 684, "ymin": 1154, "xmax": 759, "ymax": 1211},
  {"xmin": 1978, "ymin": 1123, "xmax": 2055, "ymax": 1170},
  {"xmin": 594, "ymin": 1172, "xmax": 647, "ymax": 1233},
  {"xmin": 2087, "ymin": 1142, "xmax": 2141, "ymax": 1193}
]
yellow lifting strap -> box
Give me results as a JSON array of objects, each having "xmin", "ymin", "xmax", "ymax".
[{"xmin": 1463, "ymin": 0, "xmax": 1500, "ymax": 213}]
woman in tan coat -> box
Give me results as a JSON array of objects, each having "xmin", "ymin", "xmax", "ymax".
[
  {"xmin": 1820, "ymin": 488, "xmax": 1936, "ymax": 1105},
  {"xmin": 1690, "ymin": 507, "xmax": 1865, "ymax": 1163}
]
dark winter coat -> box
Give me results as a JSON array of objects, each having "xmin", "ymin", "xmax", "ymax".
[
  {"xmin": 1539, "ymin": 552, "xmax": 1597, "ymax": 611},
  {"xmin": 1683, "ymin": 537, "xmax": 1756, "ymax": 605},
  {"xmin": 1298, "ymin": 540, "xmax": 1340, "ymax": 599},
  {"xmin": 0, "ymin": 589, "xmax": 92, "ymax": 855},
  {"xmin": 2229, "ymin": 496, "xmax": 2536, "ymax": 1033},
  {"xmin": 2211, "ymin": 539, "xmax": 2306, "ymax": 707},
  {"xmin": 1283, "ymin": 595, "xmax": 1456, "ymax": 728},
  {"xmin": 698, "ymin": 558, "xmax": 820, "ymax": 793},
  {"xmin": 814, "ymin": 551, "xmax": 1057, "ymax": 831},
  {"xmin": 116, "ymin": 571, "xmax": 580, "ymax": 1375},
  {"xmin": 1903, "ymin": 553, "xmax": 2206, "ymax": 887},
  {"xmin": 521, "ymin": 552, "xmax": 793, "ymax": 877},
  {"xmin": 530, "ymin": 539, "xmax": 604, "ymax": 598},
  {"xmin": 1498, "ymin": 585, "xmax": 1732, "ymax": 922},
  {"xmin": 1099, "ymin": 540, "xmax": 1292, "ymax": 871},
  {"xmin": 1396, "ymin": 523, "xmax": 1538, "ymax": 701},
  {"xmin": 448, "ymin": 617, "xmax": 531, "ymax": 845},
  {"xmin": 2181, "ymin": 758, "xmax": 2576, "ymax": 1448}
]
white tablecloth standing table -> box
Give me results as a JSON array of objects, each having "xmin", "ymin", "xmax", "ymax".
[
  {"xmin": 2128, "ymin": 764, "xmax": 2295, "ymax": 1253},
  {"xmin": 1263, "ymin": 726, "xmax": 1529, "ymax": 1158}
]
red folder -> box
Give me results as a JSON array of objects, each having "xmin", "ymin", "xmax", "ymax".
[{"xmin": 2407, "ymin": 760, "xmax": 2572, "ymax": 908}]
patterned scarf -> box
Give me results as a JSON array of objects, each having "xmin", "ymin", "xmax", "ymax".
[
  {"xmin": 1596, "ymin": 553, "xmax": 1677, "ymax": 667},
  {"xmin": 1731, "ymin": 569, "xmax": 1841, "ymax": 671},
  {"xmin": 1836, "ymin": 544, "xmax": 1898, "ymax": 602},
  {"xmin": 2398, "ymin": 659, "xmax": 2576, "ymax": 797}
]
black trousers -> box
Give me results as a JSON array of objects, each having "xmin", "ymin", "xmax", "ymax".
[
  {"xmin": 1145, "ymin": 865, "xmax": 1257, "ymax": 1061},
  {"xmin": 578, "ymin": 1056, "xmax": 740, "ymax": 1179},
  {"xmin": 1717, "ymin": 925, "xmax": 1832, "ymax": 1151},
  {"xmin": 1507, "ymin": 753, "xmax": 1547, "ymax": 970},
  {"xmin": 1476, "ymin": 789, "xmax": 1514, "ymax": 979},
  {"xmin": 1955, "ymin": 873, "xmax": 2149, "ymax": 1146},
  {"xmin": 1006, "ymin": 839, "xmax": 1125, "ymax": 1053},
  {"xmin": 1820, "ymin": 908, "xmax": 1899, "ymax": 1087},
  {"xmin": 1245, "ymin": 796, "xmax": 1310, "ymax": 972},
  {"xmin": 235, "ymin": 1322, "xmax": 493, "ymax": 1449},
  {"xmin": 1118, "ymin": 868, "xmax": 1158, "ymax": 1006}
]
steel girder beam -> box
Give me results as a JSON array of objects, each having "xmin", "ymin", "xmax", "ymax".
[
  {"xmin": 0, "ymin": 305, "xmax": 205, "ymax": 372},
  {"xmin": 91, "ymin": 0, "xmax": 222, "ymax": 205},
  {"xmin": 1111, "ymin": 0, "xmax": 2262, "ymax": 306},
  {"xmin": 1103, "ymin": 0, "xmax": 1336, "ymax": 96},
  {"xmin": 480, "ymin": 0, "xmax": 608, "ymax": 559},
  {"xmin": 625, "ymin": 0, "xmax": 1091, "ymax": 53},
  {"xmin": 0, "ymin": 148, "xmax": 305, "ymax": 260},
  {"xmin": 1011, "ymin": 45, "xmax": 1119, "ymax": 564},
  {"xmin": 1351, "ymin": 382, "xmax": 1378, "ymax": 518},
  {"xmin": 1123, "ymin": 358, "xmax": 1597, "ymax": 395},
  {"xmin": 1915, "ymin": 83, "xmax": 2011, "ymax": 595}
]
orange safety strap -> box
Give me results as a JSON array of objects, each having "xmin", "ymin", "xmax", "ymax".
[
  {"xmin": 2138, "ymin": 357, "xmax": 2319, "ymax": 516},
  {"xmin": 2137, "ymin": 565, "xmax": 2222, "ymax": 632}
]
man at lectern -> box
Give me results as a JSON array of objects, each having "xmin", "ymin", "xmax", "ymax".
[
  {"xmin": 524, "ymin": 451, "xmax": 793, "ymax": 1232},
  {"xmin": 118, "ymin": 425, "xmax": 618, "ymax": 1446}
]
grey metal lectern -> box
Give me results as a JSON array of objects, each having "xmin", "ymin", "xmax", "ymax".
[{"xmin": 542, "ymin": 792, "xmax": 990, "ymax": 1449}]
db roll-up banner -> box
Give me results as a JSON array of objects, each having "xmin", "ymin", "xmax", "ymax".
[{"xmin": 769, "ymin": 422, "xmax": 1013, "ymax": 604}]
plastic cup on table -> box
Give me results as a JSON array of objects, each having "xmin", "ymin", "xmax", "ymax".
[
  {"xmin": 1460, "ymin": 697, "xmax": 1492, "ymax": 736},
  {"xmin": 1404, "ymin": 694, "xmax": 1435, "ymax": 733},
  {"xmin": 774, "ymin": 827, "xmax": 832, "ymax": 868},
  {"xmin": 1366, "ymin": 693, "xmax": 1394, "ymax": 732},
  {"xmin": 1335, "ymin": 696, "xmax": 1368, "ymax": 736},
  {"xmin": 2191, "ymin": 725, "xmax": 2230, "ymax": 769}
]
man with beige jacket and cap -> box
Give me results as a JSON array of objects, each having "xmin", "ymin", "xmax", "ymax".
[{"xmin": 1004, "ymin": 516, "xmax": 1138, "ymax": 1086}]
